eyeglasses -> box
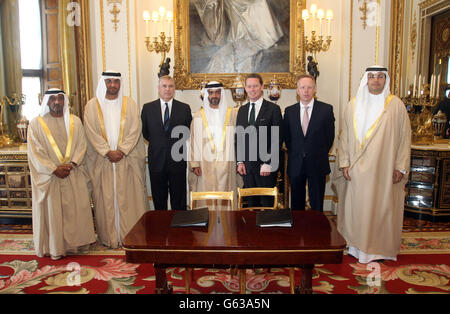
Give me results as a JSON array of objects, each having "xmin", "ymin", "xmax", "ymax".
[{"xmin": 368, "ymin": 74, "xmax": 386, "ymax": 80}]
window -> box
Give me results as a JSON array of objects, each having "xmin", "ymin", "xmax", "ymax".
[
  {"xmin": 447, "ymin": 57, "xmax": 449, "ymax": 84},
  {"xmin": 19, "ymin": 0, "xmax": 43, "ymax": 120}
]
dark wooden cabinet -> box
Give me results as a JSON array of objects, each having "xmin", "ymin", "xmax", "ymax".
[
  {"xmin": 0, "ymin": 147, "xmax": 32, "ymax": 219},
  {"xmin": 405, "ymin": 144, "xmax": 450, "ymax": 221}
]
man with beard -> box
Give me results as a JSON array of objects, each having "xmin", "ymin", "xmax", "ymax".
[
  {"xmin": 28, "ymin": 89, "xmax": 96, "ymax": 260},
  {"xmin": 84, "ymin": 71, "xmax": 149, "ymax": 248},
  {"xmin": 189, "ymin": 81, "xmax": 240, "ymax": 210}
]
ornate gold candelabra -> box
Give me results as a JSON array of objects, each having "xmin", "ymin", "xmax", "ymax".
[
  {"xmin": 304, "ymin": 31, "xmax": 332, "ymax": 60},
  {"xmin": 145, "ymin": 33, "xmax": 172, "ymax": 67},
  {"xmin": 143, "ymin": 8, "xmax": 173, "ymax": 67},
  {"xmin": 402, "ymin": 84, "xmax": 440, "ymax": 145},
  {"xmin": 302, "ymin": 4, "xmax": 333, "ymax": 72}
]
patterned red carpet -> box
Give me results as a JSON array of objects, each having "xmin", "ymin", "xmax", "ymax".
[
  {"xmin": 1, "ymin": 215, "xmax": 449, "ymax": 294},
  {"xmin": 0, "ymin": 253, "xmax": 449, "ymax": 294}
]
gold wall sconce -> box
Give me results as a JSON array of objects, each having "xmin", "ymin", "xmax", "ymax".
[{"xmin": 143, "ymin": 7, "xmax": 173, "ymax": 67}]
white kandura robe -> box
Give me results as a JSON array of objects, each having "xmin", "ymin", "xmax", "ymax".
[
  {"xmin": 189, "ymin": 108, "xmax": 242, "ymax": 210},
  {"xmin": 84, "ymin": 96, "xmax": 149, "ymax": 248},
  {"xmin": 28, "ymin": 114, "xmax": 96, "ymax": 258},
  {"xmin": 332, "ymin": 95, "xmax": 411, "ymax": 263}
]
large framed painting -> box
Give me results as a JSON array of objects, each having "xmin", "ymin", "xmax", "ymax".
[{"xmin": 173, "ymin": 0, "xmax": 306, "ymax": 89}]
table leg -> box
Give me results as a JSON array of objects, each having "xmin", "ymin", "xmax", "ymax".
[
  {"xmin": 239, "ymin": 269, "xmax": 246, "ymax": 294},
  {"xmin": 298, "ymin": 264, "xmax": 314, "ymax": 294},
  {"xmin": 155, "ymin": 264, "xmax": 172, "ymax": 294}
]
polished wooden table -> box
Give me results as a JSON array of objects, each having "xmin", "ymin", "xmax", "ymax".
[{"xmin": 123, "ymin": 210, "xmax": 346, "ymax": 294}]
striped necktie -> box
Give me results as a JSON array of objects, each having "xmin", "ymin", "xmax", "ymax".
[{"xmin": 163, "ymin": 103, "xmax": 169, "ymax": 131}]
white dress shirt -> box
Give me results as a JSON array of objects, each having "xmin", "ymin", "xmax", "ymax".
[
  {"xmin": 244, "ymin": 97, "xmax": 272, "ymax": 173},
  {"xmin": 160, "ymin": 98, "xmax": 173, "ymax": 122},
  {"xmin": 248, "ymin": 97, "xmax": 264, "ymax": 122}
]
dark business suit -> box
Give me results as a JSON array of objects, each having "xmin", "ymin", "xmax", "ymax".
[
  {"xmin": 141, "ymin": 99, "xmax": 192, "ymax": 210},
  {"xmin": 283, "ymin": 100, "xmax": 335, "ymax": 211},
  {"xmin": 235, "ymin": 99, "xmax": 283, "ymax": 207}
]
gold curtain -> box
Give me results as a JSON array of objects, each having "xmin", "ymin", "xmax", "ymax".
[
  {"xmin": 0, "ymin": 0, "xmax": 22, "ymax": 140},
  {"xmin": 0, "ymin": 12, "xmax": 5, "ymax": 97},
  {"xmin": 59, "ymin": 0, "xmax": 93, "ymax": 119}
]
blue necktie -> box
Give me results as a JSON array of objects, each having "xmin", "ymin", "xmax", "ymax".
[{"xmin": 163, "ymin": 103, "xmax": 169, "ymax": 131}]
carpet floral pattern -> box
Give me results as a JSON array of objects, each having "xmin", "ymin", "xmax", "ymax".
[
  {"xmin": 1, "ymin": 220, "xmax": 449, "ymax": 294},
  {"xmin": 0, "ymin": 255, "xmax": 449, "ymax": 294}
]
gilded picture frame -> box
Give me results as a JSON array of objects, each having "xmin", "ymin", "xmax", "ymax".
[{"xmin": 173, "ymin": 0, "xmax": 306, "ymax": 90}]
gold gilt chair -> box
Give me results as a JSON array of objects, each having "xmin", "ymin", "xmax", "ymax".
[
  {"xmin": 237, "ymin": 187, "xmax": 278, "ymax": 211},
  {"xmin": 185, "ymin": 191, "xmax": 234, "ymax": 294},
  {"xmin": 237, "ymin": 187, "xmax": 296, "ymax": 294},
  {"xmin": 190, "ymin": 191, "xmax": 234, "ymax": 211}
]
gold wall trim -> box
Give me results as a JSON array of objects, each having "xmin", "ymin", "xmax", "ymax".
[
  {"xmin": 389, "ymin": 0, "xmax": 405, "ymax": 95},
  {"xmin": 126, "ymin": 0, "xmax": 132, "ymax": 96},
  {"xmin": 349, "ymin": 0, "xmax": 354, "ymax": 101},
  {"xmin": 100, "ymin": 0, "xmax": 106, "ymax": 71},
  {"xmin": 419, "ymin": 0, "xmax": 444, "ymax": 10},
  {"xmin": 375, "ymin": 0, "xmax": 381, "ymax": 65}
]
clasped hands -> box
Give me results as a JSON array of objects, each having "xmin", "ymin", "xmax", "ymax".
[
  {"xmin": 106, "ymin": 150, "xmax": 125, "ymax": 163},
  {"xmin": 343, "ymin": 167, "xmax": 404, "ymax": 184},
  {"xmin": 53, "ymin": 164, "xmax": 73, "ymax": 179},
  {"xmin": 237, "ymin": 163, "xmax": 271, "ymax": 177},
  {"xmin": 193, "ymin": 164, "xmax": 272, "ymax": 177}
]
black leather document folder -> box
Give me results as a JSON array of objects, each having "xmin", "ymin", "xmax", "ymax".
[
  {"xmin": 170, "ymin": 207, "xmax": 209, "ymax": 227},
  {"xmin": 256, "ymin": 208, "xmax": 293, "ymax": 228}
]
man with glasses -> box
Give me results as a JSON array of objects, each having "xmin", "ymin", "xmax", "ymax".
[{"xmin": 332, "ymin": 66, "xmax": 411, "ymax": 264}]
